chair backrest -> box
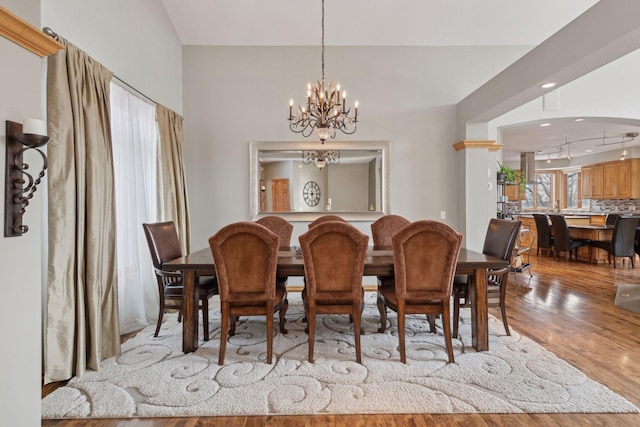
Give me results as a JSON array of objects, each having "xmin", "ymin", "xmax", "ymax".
[
  {"xmin": 371, "ymin": 214, "xmax": 410, "ymax": 249},
  {"xmin": 482, "ymin": 219, "xmax": 522, "ymax": 261},
  {"xmin": 606, "ymin": 213, "xmax": 621, "ymax": 227},
  {"xmin": 549, "ymin": 214, "xmax": 570, "ymax": 251},
  {"xmin": 299, "ymin": 221, "xmax": 369, "ymax": 298},
  {"xmin": 209, "ymin": 222, "xmax": 279, "ymax": 302},
  {"xmin": 392, "ymin": 220, "xmax": 462, "ymax": 299},
  {"xmin": 143, "ymin": 221, "xmax": 183, "ymax": 271},
  {"xmin": 532, "ymin": 214, "xmax": 552, "ymax": 248},
  {"xmin": 256, "ymin": 216, "xmax": 293, "ymax": 247},
  {"xmin": 612, "ymin": 216, "xmax": 639, "ymax": 256},
  {"xmin": 308, "ymin": 215, "xmax": 346, "ymax": 229}
]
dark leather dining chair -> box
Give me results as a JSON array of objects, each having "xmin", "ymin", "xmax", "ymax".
[
  {"xmin": 209, "ymin": 221, "xmax": 288, "ymax": 365},
  {"xmin": 452, "ymin": 219, "xmax": 520, "ymax": 339},
  {"xmin": 533, "ymin": 213, "xmax": 553, "ymax": 256},
  {"xmin": 606, "ymin": 213, "xmax": 621, "ymax": 227},
  {"xmin": 143, "ymin": 221, "xmax": 218, "ymax": 340},
  {"xmin": 299, "ymin": 221, "xmax": 369, "ymax": 363},
  {"xmin": 549, "ymin": 214, "xmax": 591, "ymax": 261},
  {"xmin": 308, "ymin": 215, "xmax": 346, "ymax": 229},
  {"xmin": 378, "ymin": 220, "xmax": 462, "ymax": 364},
  {"xmin": 591, "ymin": 216, "xmax": 639, "ymax": 268}
]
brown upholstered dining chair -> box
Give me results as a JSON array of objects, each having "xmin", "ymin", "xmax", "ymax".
[
  {"xmin": 452, "ymin": 219, "xmax": 520, "ymax": 339},
  {"xmin": 308, "ymin": 214, "xmax": 346, "ymax": 229},
  {"xmin": 143, "ymin": 221, "xmax": 218, "ymax": 340},
  {"xmin": 371, "ymin": 214, "xmax": 410, "ymax": 250},
  {"xmin": 209, "ymin": 221, "xmax": 288, "ymax": 365},
  {"xmin": 549, "ymin": 214, "xmax": 591, "ymax": 261},
  {"xmin": 256, "ymin": 215, "xmax": 294, "ymax": 289},
  {"xmin": 532, "ymin": 213, "xmax": 553, "ymax": 256},
  {"xmin": 378, "ymin": 220, "xmax": 462, "ymax": 364},
  {"xmin": 591, "ymin": 216, "xmax": 639, "ymax": 268},
  {"xmin": 299, "ymin": 221, "xmax": 369, "ymax": 363},
  {"xmin": 256, "ymin": 216, "xmax": 293, "ymax": 248},
  {"xmin": 371, "ymin": 214, "xmax": 411, "ymax": 332}
]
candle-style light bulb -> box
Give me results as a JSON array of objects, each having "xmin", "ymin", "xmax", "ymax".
[
  {"xmin": 354, "ymin": 101, "xmax": 359, "ymax": 121},
  {"xmin": 289, "ymin": 99, "xmax": 294, "ymax": 119}
]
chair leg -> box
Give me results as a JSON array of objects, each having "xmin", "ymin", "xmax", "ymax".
[
  {"xmin": 266, "ymin": 302, "xmax": 274, "ymax": 364},
  {"xmin": 154, "ymin": 298, "xmax": 165, "ymax": 337},
  {"xmin": 398, "ymin": 307, "xmax": 406, "ymax": 364},
  {"xmin": 307, "ymin": 310, "xmax": 315, "ymax": 363},
  {"xmin": 500, "ymin": 306, "xmax": 511, "ymax": 336},
  {"xmin": 279, "ymin": 298, "xmax": 288, "ymax": 334},
  {"xmin": 377, "ymin": 291, "xmax": 388, "ymax": 333},
  {"xmin": 218, "ymin": 302, "xmax": 229, "ymax": 365},
  {"xmin": 229, "ymin": 316, "xmax": 237, "ymax": 336},
  {"xmin": 353, "ymin": 303, "xmax": 362, "ymax": 364},
  {"xmin": 426, "ymin": 315, "xmax": 437, "ymax": 333},
  {"xmin": 452, "ymin": 291, "xmax": 460, "ymax": 339},
  {"xmin": 442, "ymin": 303, "xmax": 455, "ymax": 364},
  {"xmin": 202, "ymin": 296, "xmax": 209, "ymax": 341}
]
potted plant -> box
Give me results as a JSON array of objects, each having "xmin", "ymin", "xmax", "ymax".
[{"xmin": 497, "ymin": 162, "xmax": 517, "ymax": 184}]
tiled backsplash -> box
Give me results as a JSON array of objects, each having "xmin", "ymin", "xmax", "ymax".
[{"xmin": 590, "ymin": 199, "xmax": 640, "ymax": 213}]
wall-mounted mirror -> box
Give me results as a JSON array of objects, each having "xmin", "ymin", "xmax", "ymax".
[{"xmin": 250, "ymin": 141, "xmax": 390, "ymax": 221}]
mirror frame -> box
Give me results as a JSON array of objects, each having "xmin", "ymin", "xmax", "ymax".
[{"xmin": 250, "ymin": 140, "xmax": 390, "ymax": 221}]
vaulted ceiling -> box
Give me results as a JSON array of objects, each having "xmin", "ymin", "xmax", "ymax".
[{"xmin": 161, "ymin": 0, "xmax": 640, "ymax": 162}]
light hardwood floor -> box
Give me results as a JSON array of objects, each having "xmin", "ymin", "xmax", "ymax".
[{"xmin": 42, "ymin": 254, "xmax": 640, "ymax": 426}]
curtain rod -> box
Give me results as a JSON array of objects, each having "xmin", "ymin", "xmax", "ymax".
[{"xmin": 43, "ymin": 26, "xmax": 158, "ymax": 106}]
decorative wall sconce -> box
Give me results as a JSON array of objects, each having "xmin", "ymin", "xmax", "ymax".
[{"xmin": 4, "ymin": 119, "xmax": 49, "ymax": 237}]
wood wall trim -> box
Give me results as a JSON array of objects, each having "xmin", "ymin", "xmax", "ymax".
[
  {"xmin": 453, "ymin": 140, "xmax": 502, "ymax": 152},
  {"xmin": 0, "ymin": 6, "xmax": 63, "ymax": 57}
]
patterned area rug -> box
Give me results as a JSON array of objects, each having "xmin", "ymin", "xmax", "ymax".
[{"xmin": 42, "ymin": 293, "xmax": 639, "ymax": 418}]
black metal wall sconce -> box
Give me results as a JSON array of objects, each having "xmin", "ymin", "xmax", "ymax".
[{"xmin": 4, "ymin": 119, "xmax": 49, "ymax": 237}]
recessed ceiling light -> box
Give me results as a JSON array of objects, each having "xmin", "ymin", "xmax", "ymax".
[
  {"xmin": 540, "ymin": 123, "xmax": 551, "ymax": 127},
  {"xmin": 585, "ymin": 149, "xmax": 593, "ymax": 153},
  {"xmin": 540, "ymin": 82, "xmax": 556, "ymax": 89},
  {"xmin": 574, "ymin": 118, "xmax": 584, "ymax": 122}
]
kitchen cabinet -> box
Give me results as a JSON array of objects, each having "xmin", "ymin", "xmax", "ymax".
[
  {"xmin": 603, "ymin": 161, "xmax": 631, "ymax": 198},
  {"xmin": 582, "ymin": 159, "xmax": 640, "ymax": 199},
  {"xmin": 581, "ymin": 164, "xmax": 603, "ymax": 198}
]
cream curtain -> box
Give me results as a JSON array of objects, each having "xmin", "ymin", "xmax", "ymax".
[
  {"xmin": 110, "ymin": 82, "xmax": 158, "ymax": 334},
  {"xmin": 44, "ymin": 38, "xmax": 120, "ymax": 383},
  {"xmin": 156, "ymin": 104, "xmax": 191, "ymax": 254}
]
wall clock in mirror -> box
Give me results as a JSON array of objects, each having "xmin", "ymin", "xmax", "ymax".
[{"xmin": 303, "ymin": 181, "xmax": 321, "ymax": 207}]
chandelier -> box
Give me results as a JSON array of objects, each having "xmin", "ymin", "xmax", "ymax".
[
  {"xmin": 288, "ymin": 0, "xmax": 358, "ymax": 143},
  {"xmin": 302, "ymin": 150, "xmax": 340, "ymax": 169}
]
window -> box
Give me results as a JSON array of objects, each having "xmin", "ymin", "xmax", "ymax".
[
  {"xmin": 522, "ymin": 173, "xmax": 554, "ymax": 210},
  {"xmin": 110, "ymin": 81, "xmax": 159, "ymax": 334},
  {"xmin": 566, "ymin": 171, "xmax": 579, "ymax": 209}
]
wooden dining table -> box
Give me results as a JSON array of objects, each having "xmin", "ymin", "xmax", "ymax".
[{"xmin": 164, "ymin": 246, "xmax": 508, "ymax": 354}]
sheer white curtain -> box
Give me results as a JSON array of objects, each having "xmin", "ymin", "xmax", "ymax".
[{"xmin": 110, "ymin": 81, "xmax": 159, "ymax": 334}]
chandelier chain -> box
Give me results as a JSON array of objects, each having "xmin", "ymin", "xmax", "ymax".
[
  {"xmin": 321, "ymin": 0, "xmax": 325, "ymax": 83},
  {"xmin": 287, "ymin": 0, "xmax": 358, "ymax": 143}
]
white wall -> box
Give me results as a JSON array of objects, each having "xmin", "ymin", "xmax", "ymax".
[
  {"xmin": 42, "ymin": 0, "xmax": 183, "ymax": 113},
  {"xmin": 0, "ymin": 2, "xmax": 46, "ymax": 425},
  {"xmin": 182, "ymin": 45, "xmax": 529, "ymax": 249}
]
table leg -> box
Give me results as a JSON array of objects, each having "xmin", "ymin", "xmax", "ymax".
[
  {"xmin": 469, "ymin": 267, "xmax": 489, "ymax": 351},
  {"xmin": 183, "ymin": 270, "xmax": 199, "ymax": 353}
]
